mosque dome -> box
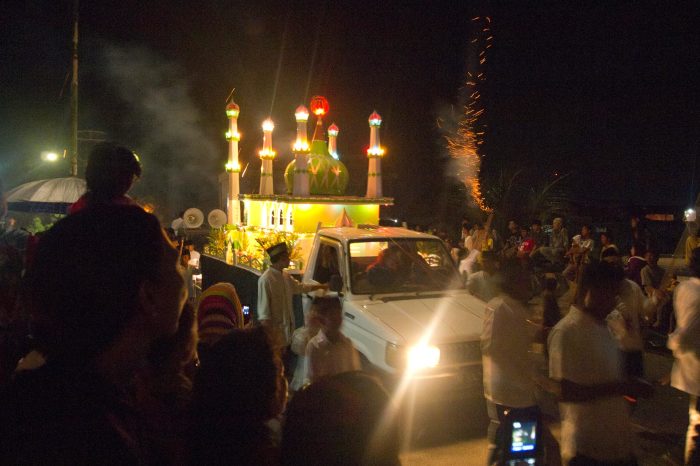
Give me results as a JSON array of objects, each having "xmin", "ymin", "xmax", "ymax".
[{"xmin": 284, "ymin": 140, "xmax": 349, "ymax": 195}]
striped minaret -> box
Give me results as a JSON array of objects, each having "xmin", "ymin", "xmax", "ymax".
[
  {"xmin": 258, "ymin": 119, "xmax": 276, "ymax": 195},
  {"xmin": 365, "ymin": 111, "xmax": 385, "ymax": 198}
]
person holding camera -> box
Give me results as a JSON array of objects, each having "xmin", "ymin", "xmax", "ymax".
[{"xmin": 481, "ymin": 259, "xmax": 540, "ymax": 465}]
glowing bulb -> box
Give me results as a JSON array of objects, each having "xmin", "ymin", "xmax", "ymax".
[
  {"xmin": 367, "ymin": 147, "xmax": 385, "ymax": 157},
  {"xmin": 406, "ymin": 344, "xmax": 440, "ymax": 371},
  {"xmin": 295, "ymin": 106, "xmax": 309, "ymax": 121},
  {"xmin": 258, "ymin": 148, "xmax": 276, "ymax": 159},
  {"xmin": 225, "ymin": 161, "xmax": 241, "ymax": 172},
  {"xmin": 41, "ymin": 151, "xmax": 59, "ymax": 162},
  {"xmin": 293, "ymin": 141, "xmax": 310, "ymax": 151},
  {"xmin": 226, "ymin": 108, "xmax": 239, "ymax": 118},
  {"xmin": 225, "ymin": 130, "xmax": 241, "ymax": 141},
  {"xmin": 262, "ymin": 119, "xmax": 274, "ymax": 132}
]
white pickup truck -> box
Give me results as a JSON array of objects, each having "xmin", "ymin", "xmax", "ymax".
[{"xmin": 300, "ymin": 226, "xmax": 487, "ymax": 394}]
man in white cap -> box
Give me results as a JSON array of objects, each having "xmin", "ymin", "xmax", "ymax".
[{"xmin": 257, "ymin": 242, "xmax": 326, "ymax": 376}]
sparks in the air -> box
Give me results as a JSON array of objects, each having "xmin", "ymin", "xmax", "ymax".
[{"xmin": 446, "ymin": 16, "xmax": 492, "ymax": 212}]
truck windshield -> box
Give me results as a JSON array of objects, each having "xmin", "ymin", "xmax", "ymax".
[{"xmin": 348, "ymin": 238, "xmax": 464, "ymax": 294}]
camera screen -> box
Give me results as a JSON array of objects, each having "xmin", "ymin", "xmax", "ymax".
[
  {"xmin": 510, "ymin": 421, "xmax": 537, "ymax": 453},
  {"xmin": 242, "ymin": 306, "xmax": 250, "ymax": 316}
]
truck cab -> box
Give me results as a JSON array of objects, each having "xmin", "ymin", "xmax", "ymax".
[{"xmin": 301, "ymin": 226, "xmax": 486, "ymax": 394}]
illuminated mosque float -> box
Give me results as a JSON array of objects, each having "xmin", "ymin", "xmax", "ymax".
[{"xmin": 213, "ymin": 95, "xmax": 393, "ymax": 271}]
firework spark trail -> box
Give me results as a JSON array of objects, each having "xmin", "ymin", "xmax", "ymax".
[{"xmin": 446, "ymin": 16, "xmax": 492, "ymax": 212}]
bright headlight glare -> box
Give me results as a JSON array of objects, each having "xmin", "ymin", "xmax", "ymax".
[{"xmin": 407, "ymin": 344, "xmax": 440, "ymax": 371}]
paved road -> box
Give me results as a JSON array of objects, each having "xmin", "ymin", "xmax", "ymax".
[{"xmin": 399, "ymin": 348, "xmax": 689, "ymax": 466}]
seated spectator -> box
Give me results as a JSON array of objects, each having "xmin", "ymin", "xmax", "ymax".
[
  {"xmin": 503, "ymin": 220, "xmax": 521, "ymax": 254},
  {"xmin": 563, "ymin": 226, "xmax": 594, "ymax": 283},
  {"xmin": 305, "ymin": 296, "xmax": 360, "ymax": 383},
  {"xmin": 599, "ymin": 231, "xmax": 619, "ymax": 261},
  {"xmin": 537, "ymin": 217, "xmax": 568, "ymax": 266},
  {"xmin": 196, "ymin": 282, "xmax": 244, "ymax": 355},
  {"xmin": 69, "ymin": 142, "xmax": 142, "ymax": 214},
  {"xmin": 281, "ymin": 371, "xmax": 400, "ymax": 466},
  {"xmin": 0, "ymin": 205, "xmax": 186, "ymax": 464},
  {"xmin": 529, "ymin": 219, "xmax": 546, "ymax": 249},
  {"xmin": 517, "ymin": 225, "xmax": 535, "ymax": 257},
  {"xmin": 188, "ymin": 327, "xmax": 287, "ymax": 466}
]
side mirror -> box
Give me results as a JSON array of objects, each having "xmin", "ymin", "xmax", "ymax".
[{"xmin": 329, "ymin": 274, "xmax": 343, "ymax": 292}]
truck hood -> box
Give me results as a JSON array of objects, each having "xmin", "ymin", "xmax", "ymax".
[{"xmin": 361, "ymin": 293, "xmax": 486, "ymax": 344}]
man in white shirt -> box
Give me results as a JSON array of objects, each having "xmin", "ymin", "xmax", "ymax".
[
  {"xmin": 184, "ymin": 240, "xmax": 200, "ymax": 268},
  {"xmin": 669, "ymin": 247, "xmax": 700, "ymax": 464},
  {"xmin": 467, "ymin": 251, "xmax": 499, "ymax": 302},
  {"xmin": 257, "ymin": 243, "xmax": 326, "ymax": 375},
  {"xmin": 481, "ymin": 259, "xmax": 539, "ymax": 465},
  {"xmin": 602, "ymin": 248, "xmax": 655, "ymax": 378},
  {"xmin": 305, "ymin": 296, "xmax": 360, "ymax": 383},
  {"xmin": 548, "ymin": 261, "xmax": 650, "ymax": 465}
]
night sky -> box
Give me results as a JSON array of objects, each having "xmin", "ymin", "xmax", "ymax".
[{"xmin": 1, "ymin": 0, "xmax": 698, "ymax": 224}]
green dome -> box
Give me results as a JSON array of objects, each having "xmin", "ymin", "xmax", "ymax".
[{"xmin": 284, "ymin": 140, "xmax": 349, "ymax": 195}]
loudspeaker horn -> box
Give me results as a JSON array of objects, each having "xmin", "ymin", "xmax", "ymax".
[
  {"xmin": 183, "ymin": 208, "xmax": 204, "ymax": 228},
  {"xmin": 208, "ymin": 209, "xmax": 227, "ymax": 228}
]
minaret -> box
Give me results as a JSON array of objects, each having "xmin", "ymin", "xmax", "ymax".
[
  {"xmin": 258, "ymin": 118, "xmax": 276, "ymax": 195},
  {"xmin": 366, "ymin": 111, "xmax": 385, "ymax": 198},
  {"xmin": 225, "ymin": 99, "xmax": 241, "ymax": 224},
  {"xmin": 328, "ymin": 123, "xmax": 339, "ymax": 160},
  {"xmin": 292, "ymin": 105, "xmax": 311, "ymax": 196}
]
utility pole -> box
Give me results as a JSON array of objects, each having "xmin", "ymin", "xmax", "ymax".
[{"xmin": 70, "ymin": 0, "xmax": 79, "ymax": 176}]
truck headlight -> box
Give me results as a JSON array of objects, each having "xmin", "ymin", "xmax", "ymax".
[
  {"xmin": 385, "ymin": 343, "xmax": 441, "ymax": 371},
  {"xmin": 407, "ymin": 344, "xmax": 440, "ymax": 371}
]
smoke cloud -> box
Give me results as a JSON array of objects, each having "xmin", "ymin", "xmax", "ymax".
[{"xmin": 99, "ymin": 45, "xmax": 219, "ymax": 221}]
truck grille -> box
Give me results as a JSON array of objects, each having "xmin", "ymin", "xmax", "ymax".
[{"xmin": 439, "ymin": 341, "xmax": 481, "ymax": 366}]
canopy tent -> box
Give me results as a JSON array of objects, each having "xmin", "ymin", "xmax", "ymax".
[{"xmin": 6, "ymin": 177, "xmax": 86, "ymax": 214}]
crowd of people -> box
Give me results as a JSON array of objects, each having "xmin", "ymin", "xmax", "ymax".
[
  {"xmin": 0, "ymin": 142, "xmax": 698, "ymax": 465},
  {"xmin": 464, "ymin": 215, "xmax": 700, "ymax": 465},
  {"xmin": 0, "ymin": 143, "xmax": 400, "ymax": 466}
]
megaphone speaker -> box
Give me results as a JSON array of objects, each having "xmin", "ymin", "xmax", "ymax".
[
  {"xmin": 208, "ymin": 209, "xmax": 227, "ymax": 228},
  {"xmin": 183, "ymin": 208, "xmax": 204, "ymax": 229}
]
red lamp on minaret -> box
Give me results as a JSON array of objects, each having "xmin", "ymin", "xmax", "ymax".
[{"xmin": 310, "ymin": 95, "xmax": 329, "ymax": 141}]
